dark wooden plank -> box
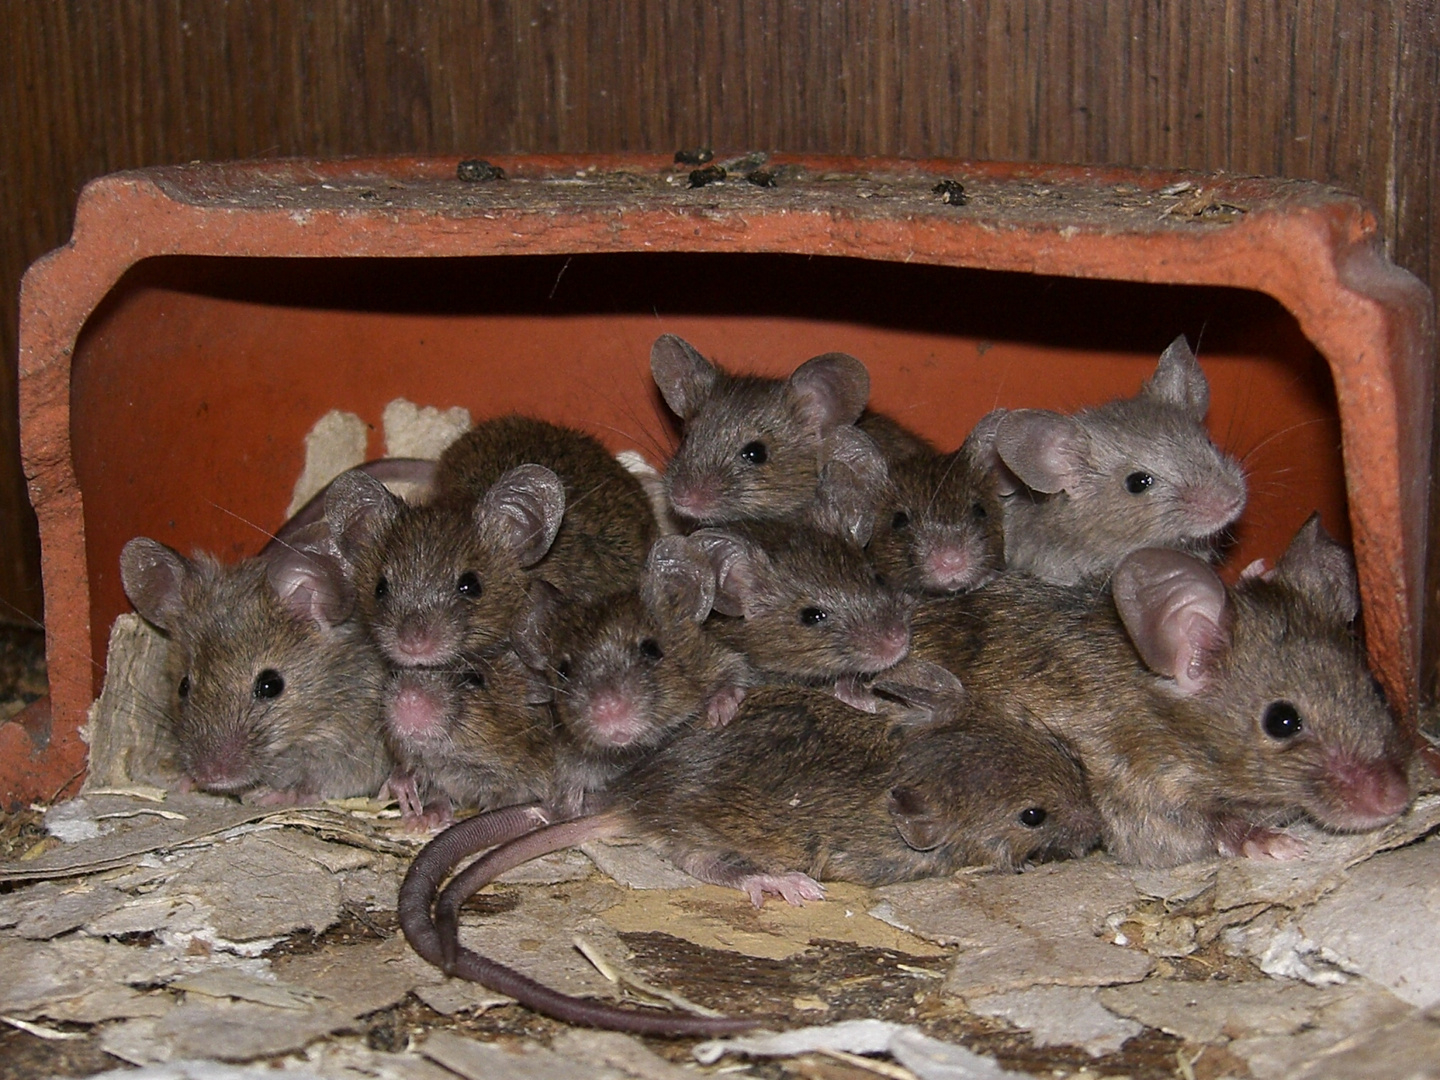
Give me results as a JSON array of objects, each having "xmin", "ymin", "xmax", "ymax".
[{"xmin": 2, "ymin": 1, "xmax": 1436, "ymax": 689}]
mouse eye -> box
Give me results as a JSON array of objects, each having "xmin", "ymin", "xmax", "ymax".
[
  {"xmin": 971, "ymin": 502, "xmax": 988, "ymax": 521},
  {"xmin": 739, "ymin": 441, "xmax": 769, "ymax": 465},
  {"xmin": 556, "ymin": 659, "xmax": 572, "ymax": 681},
  {"xmin": 253, "ymin": 669, "xmax": 285, "ymax": 700},
  {"xmin": 891, "ymin": 510, "xmax": 911, "ymax": 531},
  {"xmin": 799, "ymin": 607, "xmax": 828, "ymax": 627},
  {"xmin": 461, "ymin": 670, "xmax": 487, "ymax": 690},
  {"xmin": 1018, "ymin": 807, "xmax": 1048, "ymax": 828},
  {"xmin": 178, "ymin": 675, "xmax": 191, "ymax": 699},
  {"xmin": 639, "ymin": 638, "xmax": 664, "ymax": 661},
  {"xmin": 457, "ymin": 571, "xmax": 483, "ymax": 598},
  {"xmin": 1124, "ymin": 472, "xmax": 1155, "ymax": 494},
  {"xmin": 1262, "ymin": 700, "xmax": 1304, "ymax": 739},
  {"xmin": 374, "ymin": 576, "xmax": 390, "ymax": 600}
]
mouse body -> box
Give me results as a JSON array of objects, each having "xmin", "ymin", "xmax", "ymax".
[
  {"xmin": 910, "ymin": 516, "xmax": 1411, "ymax": 867},
  {"xmin": 651, "ymin": 334, "xmax": 872, "ymax": 526},
  {"xmin": 119, "ymin": 525, "xmax": 392, "ymax": 804},
  {"xmin": 991, "ymin": 336, "xmax": 1247, "ymax": 585},
  {"xmin": 326, "ymin": 416, "xmax": 658, "ymax": 668}
]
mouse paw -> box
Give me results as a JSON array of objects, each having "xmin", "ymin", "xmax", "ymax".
[
  {"xmin": 241, "ymin": 787, "xmax": 311, "ymax": 807},
  {"xmin": 1218, "ymin": 822, "xmax": 1307, "ymax": 861},
  {"xmin": 831, "ymin": 675, "xmax": 881, "ymax": 712},
  {"xmin": 739, "ymin": 872, "xmax": 826, "ymax": 908},
  {"xmin": 705, "ymin": 685, "xmax": 748, "ymax": 727},
  {"xmin": 383, "ymin": 772, "xmax": 427, "ymax": 820}
]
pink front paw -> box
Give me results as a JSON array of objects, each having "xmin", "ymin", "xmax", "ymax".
[
  {"xmin": 1218, "ymin": 821, "xmax": 1307, "ymax": 861},
  {"xmin": 739, "ymin": 872, "xmax": 826, "ymax": 908},
  {"xmin": 705, "ymin": 685, "xmax": 748, "ymax": 727}
]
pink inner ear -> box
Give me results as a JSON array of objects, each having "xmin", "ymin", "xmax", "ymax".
[
  {"xmin": 788, "ymin": 353, "xmax": 870, "ymax": 437},
  {"xmin": 269, "ymin": 553, "xmax": 352, "ymax": 629},
  {"xmin": 481, "ymin": 464, "xmax": 565, "ymax": 567},
  {"xmin": 994, "ymin": 411, "xmax": 1088, "ymax": 494},
  {"xmin": 1112, "ymin": 549, "xmax": 1229, "ymax": 694},
  {"xmin": 649, "ymin": 334, "xmax": 717, "ymax": 419}
]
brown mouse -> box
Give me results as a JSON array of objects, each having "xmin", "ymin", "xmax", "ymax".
[
  {"xmin": 326, "ymin": 415, "xmax": 658, "ymax": 668},
  {"xmin": 397, "ymin": 665, "xmax": 1100, "ymax": 1033},
  {"xmin": 118, "ymin": 523, "xmax": 393, "ymax": 804},
  {"xmin": 651, "ymin": 334, "xmax": 872, "ymax": 525},
  {"xmin": 859, "ymin": 415, "xmax": 1006, "ymax": 595},
  {"xmin": 989, "ymin": 335, "xmax": 1247, "ymax": 584},
  {"xmin": 511, "ymin": 535, "xmax": 752, "ymax": 815},
  {"xmin": 909, "ymin": 514, "xmax": 1412, "ymax": 867}
]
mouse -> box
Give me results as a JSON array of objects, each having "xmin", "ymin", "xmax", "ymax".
[
  {"xmin": 326, "ymin": 415, "xmax": 659, "ymax": 669},
  {"xmin": 271, "ymin": 457, "xmax": 437, "ymax": 547},
  {"xmin": 118, "ymin": 522, "xmax": 393, "ymax": 804},
  {"xmin": 909, "ymin": 514, "xmax": 1412, "ymax": 867},
  {"xmin": 859, "ymin": 416, "xmax": 1007, "ymax": 595},
  {"xmin": 510, "ymin": 535, "xmax": 753, "ymax": 815},
  {"xmin": 379, "ymin": 650, "xmax": 562, "ymax": 830},
  {"xmin": 396, "ymin": 662, "xmax": 1101, "ymax": 1034},
  {"xmin": 650, "ymin": 333, "xmax": 872, "ymax": 526},
  {"xmin": 989, "ymin": 335, "xmax": 1247, "ymax": 584}
]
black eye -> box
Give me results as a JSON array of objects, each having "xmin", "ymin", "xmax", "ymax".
[
  {"xmin": 374, "ymin": 576, "xmax": 390, "ymax": 599},
  {"xmin": 457, "ymin": 571, "xmax": 482, "ymax": 598},
  {"xmin": 971, "ymin": 502, "xmax": 987, "ymax": 521},
  {"xmin": 799, "ymin": 607, "xmax": 828, "ymax": 627},
  {"xmin": 1125, "ymin": 472, "xmax": 1155, "ymax": 494},
  {"xmin": 461, "ymin": 670, "xmax": 486, "ymax": 690},
  {"xmin": 740, "ymin": 441, "xmax": 768, "ymax": 465},
  {"xmin": 1019, "ymin": 807, "xmax": 1047, "ymax": 828},
  {"xmin": 253, "ymin": 669, "xmax": 285, "ymax": 700},
  {"xmin": 556, "ymin": 659, "xmax": 572, "ymax": 681},
  {"xmin": 178, "ymin": 675, "xmax": 190, "ymax": 699},
  {"xmin": 1263, "ymin": 701, "xmax": 1303, "ymax": 740},
  {"xmin": 639, "ymin": 638, "xmax": 663, "ymax": 661},
  {"xmin": 891, "ymin": 510, "xmax": 911, "ymax": 530}
]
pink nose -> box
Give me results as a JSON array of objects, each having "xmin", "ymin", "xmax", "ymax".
[
  {"xmin": 924, "ymin": 544, "xmax": 975, "ymax": 590},
  {"xmin": 669, "ymin": 479, "xmax": 719, "ymax": 520},
  {"xmin": 1330, "ymin": 754, "xmax": 1411, "ymax": 824},
  {"xmin": 585, "ymin": 690, "xmax": 646, "ymax": 746}
]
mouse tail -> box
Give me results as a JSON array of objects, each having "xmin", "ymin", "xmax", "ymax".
[{"xmin": 423, "ymin": 810, "xmax": 763, "ymax": 1036}]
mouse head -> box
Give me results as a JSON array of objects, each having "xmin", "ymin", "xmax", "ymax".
[
  {"xmin": 693, "ymin": 521, "xmax": 913, "ymax": 680},
  {"xmin": 867, "ymin": 429, "xmax": 1006, "ymax": 595},
  {"xmin": 994, "ymin": 336, "xmax": 1247, "ymax": 578},
  {"xmin": 119, "ymin": 529, "xmax": 385, "ymax": 800},
  {"xmin": 1111, "ymin": 516, "xmax": 1410, "ymax": 835},
  {"xmin": 326, "ymin": 464, "xmax": 564, "ymax": 667},
  {"xmin": 512, "ymin": 536, "xmax": 724, "ymax": 753},
  {"xmin": 651, "ymin": 334, "xmax": 871, "ymax": 525},
  {"xmin": 879, "ymin": 664, "xmax": 1102, "ymax": 870}
]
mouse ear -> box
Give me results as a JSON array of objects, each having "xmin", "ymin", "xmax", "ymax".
[
  {"xmin": 119, "ymin": 537, "xmax": 194, "ymax": 633},
  {"xmin": 1143, "ymin": 335, "xmax": 1210, "ymax": 418},
  {"xmin": 1270, "ymin": 513, "xmax": 1359, "ymax": 624},
  {"xmin": 325, "ymin": 469, "xmax": 404, "ymax": 563},
  {"xmin": 787, "ymin": 352, "xmax": 871, "ymax": 438},
  {"xmin": 641, "ymin": 536, "xmax": 717, "ymax": 624},
  {"xmin": 688, "ymin": 529, "xmax": 771, "ymax": 618},
  {"xmin": 993, "ymin": 410, "xmax": 1091, "ymax": 495},
  {"xmin": 964, "ymin": 409, "xmax": 1021, "ymax": 496},
  {"xmin": 871, "ymin": 658, "xmax": 967, "ymax": 725},
  {"xmin": 477, "ymin": 465, "xmax": 565, "ymax": 567},
  {"xmin": 1112, "ymin": 548, "xmax": 1230, "ymax": 695},
  {"xmin": 887, "ymin": 786, "xmax": 947, "ymax": 851},
  {"xmin": 810, "ymin": 427, "xmax": 888, "ymax": 546},
  {"xmin": 265, "ymin": 522, "xmax": 356, "ymax": 629},
  {"xmin": 650, "ymin": 335, "xmax": 719, "ymax": 420},
  {"xmin": 511, "ymin": 579, "xmax": 565, "ymax": 672}
]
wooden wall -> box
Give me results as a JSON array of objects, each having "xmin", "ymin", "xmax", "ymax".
[{"xmin": 3, "ymin": 0, "xmax": 1437, "ymax": 686}]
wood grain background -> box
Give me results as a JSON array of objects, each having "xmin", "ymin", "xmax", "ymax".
[{"xmin": 3, "ymin": 1, "xmax": 1437, "ymax": 689}]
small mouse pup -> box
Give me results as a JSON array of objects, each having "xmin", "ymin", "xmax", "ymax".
[
  {"xmin": 911, "ymin": 514, "xmax": 1412, "ymax": 866},
  {"xmin": 398, "ymin": 665, "xmax": 1100, "ymax": 1033},
  {"xmin": 327, "ymin": 415, "xmax": 658, "ymax": 668},
  {"xmin": 651, "ymin": 333, "xmax": 872, "ymax": 525},
  {"xmin": 119, "ymin": 522, "xmax": 392, "ymax": 804},
  {"xmin": 989, "ymin": 335, "xmax": 1247, "ymax": 584}
]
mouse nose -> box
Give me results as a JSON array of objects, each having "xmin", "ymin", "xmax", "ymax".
[
  {"xmin": 1323, "ymin": 752, "xmax": 1412, "ymax": 827},
  {"xmin": 920, "ymin": 538, "xmax": 977, "ymax": 591},
  {"xmin": 668, "ymin": 478, "xmax": 720, "ymax": 521}
]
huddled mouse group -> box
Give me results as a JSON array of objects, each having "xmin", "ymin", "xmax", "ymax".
[{"xmin": 118, "ymin": 333, "xmax": 1416, "ymax": 1035}]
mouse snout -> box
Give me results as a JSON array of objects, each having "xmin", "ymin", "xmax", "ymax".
[
  {"xmin": 1178, "ymin": 474, "xmax": 1246, "ymax": 534},
  {"xmin": 185, "ymin": 736, "xmax": 254, "ymax": 793},
  {"xmin": 667, "ymin": 476, "xmax": 721, "ymax": 522},
  {"xmin": 386, "ymin": 615, "xmax": 460, "ymax": 667},
  {"xmin": 854, "ymin": 615, "xmax": 912, "ymax": 673},
  {"xmin": 579, "ymin": 685, "xmax": 650, "ymax": 747},
  {"xmin": 1319, "ymin": 750, "xmax": 1411, "ymax": 829},
  {"xmin": 917, "ymin": 532, "xmax": 983, "ymax": 592},
  {"xmin": 385, "ymin": 677, "xmax": 449, "ymax": 741}
]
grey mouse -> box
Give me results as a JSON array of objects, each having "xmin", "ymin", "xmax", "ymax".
[
  {"xmin": 990, "ymin": 335, "xmax": 1247, "ymax": 584},
  {"xmin": 326, "ymin": 415, "xmax": 658, "ymax": 669},
  {"xmin": 651, "ymin": 333, "xmax": 872, "ymax": 525},
  {"xmin": 910, "ymin": 514, "xmax": 1412, "ymax": 866},
  {"xmin": 396, "ymin": 663, "xmax": 1100, "ymax": 1034},
  {"xmin": 119, "ymin": 523, "xmax": 392, "ymax": 804}
]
